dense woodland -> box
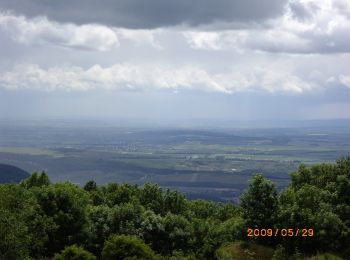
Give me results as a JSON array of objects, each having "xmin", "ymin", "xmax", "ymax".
[{"xmin": 1, "ymin": 157, "xmax": 350, "ymax": 259}]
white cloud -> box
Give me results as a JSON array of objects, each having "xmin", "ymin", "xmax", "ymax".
[
  {"xmin": 0, "ymin": 13, "xmax": 167, "ymax": 51},
  {"xmin": 116, "ymin": 28, "xmax": 163, "ymax": 49},
  {"xmin": 0, "ymin": 0, "xmax": 349, "ymax": 99},
  {"xmin": 333, "ymin": 0, "xmax": 350, "ymax": 19},
  {"xmin": 183, "ymin": 29, "xmax": 309, "ymax": 53},
  {"xmin": 183, "ymin": 32, "xmax": 223, "ymax": 50},
  {"xmin": 2, "ymin": 0, "xmax": 350, "ymax": 55},
  {"xmin": 183, "ymin": 0, "xmax": 350, "ymax": 54},
  {"xmin": 339, "ymin": 75, "xmax": 350, "ymax": 88},
  {"xmin": 0, "ymin": 63, "xmax": 228, "ymax": 92},
  {"xmin": 0, "ymin": 63, "xmax": 328, "ymax": 94},
  {"xmin": 0, "ymin": 13, "xmax": 119, "ymax": 51}
]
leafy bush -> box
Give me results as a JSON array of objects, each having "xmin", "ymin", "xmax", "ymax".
[
  {"xmin": 53, "ymin": 245, "xmax": 96, "ymax": 260},
  {"xmin": 101, "ymin": 235, "xmax": 156, "ymax": 260}
]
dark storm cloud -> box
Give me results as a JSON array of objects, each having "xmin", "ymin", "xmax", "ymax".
[{"xmin": 0, "ymin": 0, "xmax": 288, "ymax": 29}]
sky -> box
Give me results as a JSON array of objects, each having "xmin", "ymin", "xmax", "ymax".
[{"xmin": 0, "ymin": 0, "xmax": 350, "ymax": 123}]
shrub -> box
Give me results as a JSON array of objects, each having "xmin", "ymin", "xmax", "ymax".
[
  {"xmin": 101, "ymin": 234, "xmax": 156, "ymax": 260},
  {"xmin": 53, "ymin": 245, "xmax": 96, "ymax": 260}
]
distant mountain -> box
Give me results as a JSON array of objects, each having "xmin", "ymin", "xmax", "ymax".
[{"xmin": 0, "ymin": 164, "xmax": 30, "ymax": 183}]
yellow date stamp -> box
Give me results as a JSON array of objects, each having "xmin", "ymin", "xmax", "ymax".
[{"xmin": 246, "ymin": 228, "xmax": 314, "ymax": 237}]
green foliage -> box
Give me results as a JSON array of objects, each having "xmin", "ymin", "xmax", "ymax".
[
  {"xmin": 0, "ymin": 184, "xmax": 54, "ymax": 259},
  {"xmin": 280, "ymin": 157, "xmax": 350, "ymax": 255},
  {"xmin": 84, "ymin": 180, "xmax": 98, "ymax": 192},
  {"xmin": 140, "ymin": 210, "xmax": 166, "ymax": 252},
  {"xmin": 189, "ymin": 200, "xmax": 218, "ymax": 219},
  {"xmin": 1, "ymin": 157, "xmax": 349, "ymax": 259},
  {"xmin": 279, "ymin": 186, "xmax": 345, "ymax": 253},
  {"xmin": 140, "ymin": 183, "xmax": 164, "ymax": 214},
  {"xmin": 163, "ymin": 189, "xmax": 187, "ymax": 215},
  {"xmin": 101, "ymin": 234, "xmax": 156, "ymax": 260},
  {"xmin": 189, "ymin": 200, "xmax": 240, "ymax": 221},
  {"xmin": 105, "ymin": 183, "xmax": 140, "ymax": 206},
  {"xmin": 240, "ymin": 174, "xmax": 278, "ymax": 229},
  {"xmin": 162, "ymin": 213, "xmax": 194, "ymax": 255},
  {"xmin": 0, "ymin": 209, "xmax": 30, "ymax": 260},
  {"xmin": 53, "ymin": 245, "xmax": 96, "ymax": 260},
  {"xmin": 33, "ymin": 182, "xmax": 90, "ymax": 255},
  {"xmin": 86, "ymin": 205, "xmax": 111, "ymax": 255},
  {"xmin": 21, "ymin": 171, "xmax": 50, "ymax": 188},
  {"xmin": 216, "ymin": 203, "xmax": 241, "ymax": 221},
  {"xmin": 109, "ymin": 202, "xmax": 144, "ymax": 235}
]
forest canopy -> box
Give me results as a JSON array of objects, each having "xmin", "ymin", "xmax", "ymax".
[{"xmin": 0, "ymin": 157, "xmax": 349, "ymax": 259}]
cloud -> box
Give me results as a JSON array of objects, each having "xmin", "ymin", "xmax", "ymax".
[
  {"xmin": 0, "ymin": 63, "xmax": 334, "ymax": 94},
  {"xmin": 289, "ymin": 1, "xmax": 316, "ymax": 21},
  {"xmin": 116, "ymin": 28, "xmax": 163, "ymax": 49},
  {"xmin": 184, "ymin": 32, "xmax": 223, "ymax": 50},
  {"xmin": 333, "ymin": 0, "xmax": 350, "ymax": 19},
  {"xmin": 0, "ymin": 1, "xmax": 349, "ymax": 98},
  {"xmin": 0, "ymin": 0, "xmax": 288, "ymax": 29},
  {"xmin": 339, "ymin": 75, "xmax": 350, "ymax": 88},
  {"xmin": 2, "ymin": 0, "xmax": 349, "ymax": 55},
  {"xmin": 0, "ymin": 13, "xmax": 166, "ymax": 50},
  {"xmin": 0, "ymin": 64, "xmax": 229, "ymax": 93},
  {"xmin": 0, "ymin": 13, "xmax": 119, "ymax": 51},
  {"xmin": 184, "ymin": 0, "xmax": 350, "ymax": 54},
  {"xmin": 183, "ymin": 29, "xmax": 310, "ymax": 53}
]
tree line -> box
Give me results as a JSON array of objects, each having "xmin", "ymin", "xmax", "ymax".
[{"xmin": 1, "ymin": 157, "xmax": 349, "ymax": 259}]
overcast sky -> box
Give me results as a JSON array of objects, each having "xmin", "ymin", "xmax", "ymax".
[{"xmin": 0, "ymin": 0, "xmax": 350, "ymax": 123}]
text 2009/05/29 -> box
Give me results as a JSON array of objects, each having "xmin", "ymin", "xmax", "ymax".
[{"xmin": 246, "ymin": 228, "xmax": 314, "ymax": 237}]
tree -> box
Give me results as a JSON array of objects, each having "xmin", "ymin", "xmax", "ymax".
[
  {"xmin": 33, "ymin": 183, "xmax": 90, "ymax": 255},
  {"xmin": 188, "ymin": 200, "xmax": 217, "ymax": 219},
  {"xmin": 84, "ymin": 180, "xmax": 98, "ymax": 192},
  {"xmin": 163, "ymin": 213, "xmax": 194, "ymax": 255},
  {"xmin": 163, "ymin": 189, "xmax": 187, "ymax": 215},
  {"xmin": 0, "ymin": 184, "xmax": 54, "ymax": 259},
  {"xmin": 240, "ymin": 174, "xmax": 278, "ymax": 229},
  {"xmin": 0, "ymin": 209, "xmax": 30, "ymax": 260},
  {"xmin": 140, "ymin": 210, "xmax": 166, "ymax": 252},
  {"xmin": 108, "ymin": 203, "xmax": 144, "ymax": 236},
  {"xmin": 53, "ymin": 245, "xmax": 96, "ymax": 260},
  {"xmin": 85, "ymin": 205, "xmax": 111, "ymax": 256},
  {"xmin": 140, "ymin": 183, "xmax": 164, "ymax": 214},
  {"xmin": 101, "ymin": 235, "xmax": 156, "ymax": 260},
  {"xmin": 21, "ymin": 171, "xmax": 50, "ymax": 188},
  {"xmin": 105, "ymin": 183, "xmax": 139, "ymax": 206},
  {"xmin": 193, "ymin": 217, "xmax": 244, "ymax": 258},
  {"xmin": 279, "ymin": 185, "xmax": 346, "ymax": 253},
  {"xmin": 189, "ymin": 200, "xmax": 239, "ymax": 221},
  {"xmin": 285, "ymin": 157, "xmax": 350, "ymax": 255}
]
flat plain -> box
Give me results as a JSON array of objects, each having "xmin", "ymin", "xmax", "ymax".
[{"xmin": 1, "ymin": 120, "xmax": 349, "ymax": 202}]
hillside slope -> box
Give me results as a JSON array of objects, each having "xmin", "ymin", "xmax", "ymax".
[{"xmin": 0, "ymin": 164, "xmax": 30, "ymax": 183}]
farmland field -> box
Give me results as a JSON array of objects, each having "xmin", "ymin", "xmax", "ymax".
[{"xmin": 1, "ymin": 120, "xmax": 350, "ymax": 202}]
